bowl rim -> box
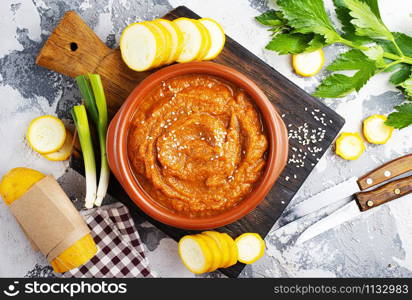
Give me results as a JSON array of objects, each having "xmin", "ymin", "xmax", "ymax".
[{"xmin": 107, "ymin": 61, "xmax": 288, "ymax": 229}]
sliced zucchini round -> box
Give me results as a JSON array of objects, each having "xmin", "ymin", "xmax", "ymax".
[
  {"xmin": 198, "ymin": 18, "xmax": 225, "ymax": 60},
  {"xmin": 27, "ymin": 115, "xmax": 66, "ymax": 154},
  {"xmin": 178, "ymin": 235, "xmax": 213, "ymax": 274},
  {"xmin": 143, "ymin": 21, "xmax": 171, "ymax": 67},
  {"xmin": 154, "ymin": 19, "xmax": 184, "ymax": 64},
  {"xmin": 363, "ymin": 114, "xmax": 393, "ymax": 144},
  {"xmin": 174, "ymin": 18, "xmax": 204, "ymax": 63},
  {"xmin": 120, "ymin": 23, "xmax": 159, "ymax": 71},
  {"xmin": 335, "ymin": 132, "xmax": 366, "ymax": 160},
  {"xmin": 235, "ymin": 233, "xmax": 265, "ymax": 264},
  {"xmin": 43, "ymin": 129, "xmax": 74, "ymax": 161}
]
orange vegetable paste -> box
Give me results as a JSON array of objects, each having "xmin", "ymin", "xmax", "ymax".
[{"xmin": 128, "ymin": 75, "xmax": 268, "ymax": 217}]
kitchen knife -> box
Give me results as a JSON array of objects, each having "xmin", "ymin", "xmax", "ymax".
[
  {"xmin": 278, "ymin": 177, "xmax": 359, "ymax": 227},
  {"xmin": 272, "ymin": 153, "xmax": 412, "ymax": 243},
  {"xmin": 296, "ymin": 173, "xmax": 412, "ymax": 244}
]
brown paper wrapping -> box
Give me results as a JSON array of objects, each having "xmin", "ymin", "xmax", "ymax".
[
  {"xmin": 17, "ymin": 221, "xmax": 40, "ymax": 251},
  {"xmin": 9, "ymin": 176, "xmax": 91, "ymax": 262}
]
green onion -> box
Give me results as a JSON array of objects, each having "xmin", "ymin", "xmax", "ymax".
[
  {"xmin": 88, "ymin": 74, "xmax": 109, "ymax": 206},
  {"xmin": 75, "ymin": 74, "xmax": 110, "ymax": 207},
  {"xmin": 71, "ymin": 105, "xmax": 97, "ymax": 209}
]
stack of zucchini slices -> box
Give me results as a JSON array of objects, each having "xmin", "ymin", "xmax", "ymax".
[{"xmin": 120, "ymin": 18, "xmax": 225, "ymax": 71}]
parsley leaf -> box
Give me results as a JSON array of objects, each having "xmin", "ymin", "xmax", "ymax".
[
  {"xmin": 379, "ymin": 33, "xmax": 412, "ymax": 86},
  {"xmin": 266, "ymin": 33, "xmax": 313, "ymax": 54},
  {"xmin": 258, "ymin": 0, "xmax": 412, "ymax": 129},
  {"xmin": 333, "ymin": 0, "xmax": 373, "ymax": 44},
  {"xmin": 257, "ymin": 7, "xmax": 327, "ymax": 54},
  {"xmin": 326, "ymin": 49, "xmax": 374, "ymax": 72},
  {"xmin": 343, "ymin": 0, "xmax": 393, "ymax": 40},
  {"xmin": 277, "ymin": 0, "xmax": 342, "ymax": 43},
  {"xmin": 389, "ymin": 64, "xmax": 411, "ymax": 85},
  {"xmin": 362, "ymin": 45, "xmax": 385, "ymax": 67},
  {"xmin": 265, "ymin": 32, "xmax": 325, "ymax": 54},
  {"xmin": 304, "ymin": 34, "xmax": 326, "ymax": 52},
  {"xmin": 313, "ymin": 74, "xmax": 362, "ymax": 98},
  {"xmin": 386, "ymin": 76, "xmax": 412, "ymax": 128},
  {"xmin": 255, "ymin": 10, "xmax": 286, "ymax": 26},
  {"xmin": 313, "ymin": 49, "xmax": 377, "ymax": 97},
  {"xmin": 399, "ymin": 78, "xmax": 412, "ymax": 98},
  {"xmin": 393, "ymin": 33, "xmax": 412, "ymax": 56},
  {"xmin": 255, "ymin": 10, "xmax": 295, "ymax": 39},
  {"xmin": 386, "ymin": 103, "xmax": 412, "ymax": 129},
  {"xmin": 379, "ymin": 32, "xmax": 412, "ymax": 57}
]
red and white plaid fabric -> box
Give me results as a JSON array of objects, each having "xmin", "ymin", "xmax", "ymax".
[{"xmin": 63, "ymin": 203, "xmax": 155, "ymax": 278}]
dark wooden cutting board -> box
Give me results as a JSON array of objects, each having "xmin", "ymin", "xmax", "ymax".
[{"xmin": 37, "ymin": 6, "xmax": 345, "ymax": 277}]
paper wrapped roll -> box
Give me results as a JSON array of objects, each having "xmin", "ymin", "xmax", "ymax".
[{"xmin": 0, "ymin": 167, "xmax": 97, "ymax": 273}]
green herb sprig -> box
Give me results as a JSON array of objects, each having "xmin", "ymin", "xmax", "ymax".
[{"xmin": 257, "ymin": 0, "xmax": 412, "ymax": 129}]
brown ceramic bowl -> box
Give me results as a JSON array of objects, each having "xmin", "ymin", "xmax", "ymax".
[{"xmin": 107, "ymin": 62, "xmax": 288, "ymax": 230}]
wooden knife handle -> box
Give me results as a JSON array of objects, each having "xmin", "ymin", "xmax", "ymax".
[
  {"xmin": 355, "ymin": 174, "xmax": 412, "ymax": 211},
  {"xmin": 36, "ymin": 11, "xmax": 111, "ymax": 78},
  {"xmin": 357, "ymin": 153, "xmax": 412, "ymax": 190}
]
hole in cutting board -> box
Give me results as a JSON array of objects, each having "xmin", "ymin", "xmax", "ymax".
[{"xmin": 70, "ymin": 42, "xmax": 78, "ymax": 52}]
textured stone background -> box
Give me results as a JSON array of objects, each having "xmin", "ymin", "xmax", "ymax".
[{"xmin": 1, "ymin": 0, "xmax": 412, "ymax": 278}]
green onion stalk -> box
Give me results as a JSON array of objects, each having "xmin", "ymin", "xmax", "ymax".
[
  {"xmin": 75, "ymin": 74, "xmax": 110, "ymax": 207},
  {"xmin": 71, "ymin": 105, "xmax": 97, "ymax": 209}
]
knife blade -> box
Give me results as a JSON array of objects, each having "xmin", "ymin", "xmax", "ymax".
[
  {"xmin": 295, "ymin": 173, "xmax": 412, "ymax": 244},
  {"xmin": 295, "ymin": 200, "xmax": 360, "ymax": 244}
]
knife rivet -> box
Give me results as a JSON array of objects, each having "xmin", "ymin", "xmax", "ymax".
[
  {"xmin": 384, "ymin": 171, "xmax": 391, "ymax": 177},
  {"xmin": 366, "ymin": 178, "xmax": 373, "ymax": 185},
  {"xmin": 367, "ymin": 200, "xmax": 374, "ymax": 207},
  {"xmin": 394, "ymin": 188, "xmax": 401, "ymax": 195}
]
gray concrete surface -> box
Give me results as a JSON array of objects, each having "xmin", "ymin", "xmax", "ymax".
[{"xmin": 1, "ymin": 0, "xmax": 412, "ymax": 277}]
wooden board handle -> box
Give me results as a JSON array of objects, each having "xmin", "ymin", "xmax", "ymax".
[
  {"xmin": 355, "ymin": 175, "xmax": 412, "ymax": 211},
  {"xmin": 357, "ymin": 154, "xmax": 412, "ymax": 190},
  {"xmin": 36, "ymin": 11, "xmax": 111, "ymax": 78}
]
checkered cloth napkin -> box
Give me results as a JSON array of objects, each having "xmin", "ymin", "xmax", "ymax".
[{"xmin": 63, "ymin": 203, "xmax": 155, "ymax": 278}]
